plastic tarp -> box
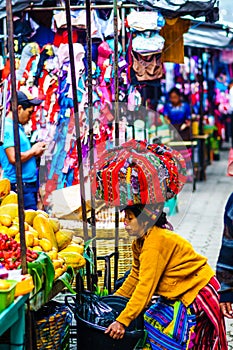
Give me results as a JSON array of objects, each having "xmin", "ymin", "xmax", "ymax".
[
  {"xmin": 184, "ymin": 24, "xmax": 233, "ymax": 48},
  {"xmin": 0, "ymin": 0, "xmax": 218, "ymax": 21},
  {"xmin": 0, "ymin": 0, "xmax": 52, "ymax": 19}
]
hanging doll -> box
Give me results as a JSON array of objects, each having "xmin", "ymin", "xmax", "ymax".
[{"xmin": 16, "ymin": 42, "xmax": 40, "ymax": 85}]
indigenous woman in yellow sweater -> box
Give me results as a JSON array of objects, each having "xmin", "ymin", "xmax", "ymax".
[
  {"xmin": 105, "ymin": 204, "xmax": 228, "ymax": 350},
  {"xmin": 93, "ymin": 139, "xmax": 227, "ymax": 349}
]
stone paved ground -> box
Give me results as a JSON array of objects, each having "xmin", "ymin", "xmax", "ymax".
[{"xmin": 173, "ymin": 143, "xmax": 233, "ymax": 347}]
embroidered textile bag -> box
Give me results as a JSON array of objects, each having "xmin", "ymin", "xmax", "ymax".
[
  {"xmin": 132, "ymin": 51, "xmax": 163, "ymax": 81},
  {"xmin": 144, "ymin": 299, "xmax": 196, "ymax": 350},
  {"xmin": 91, "ymin": 140, "xmax": 186, "ymax": 207}
]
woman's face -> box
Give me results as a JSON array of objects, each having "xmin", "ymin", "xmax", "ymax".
[
  {"xmin": 124, "ymin": 209, "xmax": 146, "ymax": 237},
  {"xmin": 169, "ymin": 92, "xmax": 181, "ymax": 106}
]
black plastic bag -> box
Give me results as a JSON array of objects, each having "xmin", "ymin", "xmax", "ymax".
[{"xmin": 66, "ymin": 292, "xmax": 117, "ymax": 328}]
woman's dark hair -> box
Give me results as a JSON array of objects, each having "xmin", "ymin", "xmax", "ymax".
[
  {"xmin": 125, "ymin": 204, "xmax": 168, "ymax": 229},
  {"xmin": 169, "ymin": 87, "xmax": 181, "ymax": 97}
]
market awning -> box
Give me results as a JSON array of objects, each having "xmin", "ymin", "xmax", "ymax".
[
  {"xmin": 0, "ymin": 0, "xmax": 53, "ymax": 19},
  {"xmin": 184, "ymin": 24, "xmax": 233, "ymax": 48},
  {"xmin": 0, "ymin": 0, "xmax": 218, "ymax": 21}
]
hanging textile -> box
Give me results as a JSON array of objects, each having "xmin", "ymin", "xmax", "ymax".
[{"xmin": 160, "ymin": 18, "xmax": 190, "ymax": 64}]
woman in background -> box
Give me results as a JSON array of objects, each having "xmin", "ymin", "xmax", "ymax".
[{"xmin": 164, "ymin": 87, "xmax": 191, "ymax": 141}]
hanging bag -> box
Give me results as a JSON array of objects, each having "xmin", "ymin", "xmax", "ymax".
[{"xmin": 132, "ymin": 51, "xmax": 163, "ymax": 81}]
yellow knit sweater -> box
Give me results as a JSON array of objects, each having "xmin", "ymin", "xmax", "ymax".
[{"xmin": 115, "ymin": 226, "xmax": 215, "ymax": 327}]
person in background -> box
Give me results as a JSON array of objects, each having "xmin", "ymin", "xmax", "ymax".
[
  {"xmin": 164, "ymin": 87, "xmax": 191, "ymax": 141},
  {"xmin": 216, "ymin": 192, "xmax": 233, "ymax": 318},
  {"xmin": 105, "ymin": 204, "xmax": 228, "ymax": 349},
  {"xmin": 0, "ymin": 90, "xmax": 46, "ymax": 210},
  {"xmin": 228, "ymin": 80, "xmax": 233, "ymax": 148}
]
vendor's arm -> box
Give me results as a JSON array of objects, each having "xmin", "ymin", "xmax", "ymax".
[
  {"xmin": 5, "ymin": 142, "xmax": 46, "ymax": 164},
  {"xmin": 116, "ymin": 243, "xmax": 166, "ymax": 327}
]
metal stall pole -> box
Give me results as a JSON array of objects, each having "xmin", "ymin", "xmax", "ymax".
[
  {"xmin": 121, "ymin": 7, "xmax": 126, "ymax": 58},
  {"xmin": 86, "ymin": 0, "xmax": 98, "ymax": 290},
  {"xmin": 64, "ymin": 0, "xmax": 91, "ymax": 291},
  {"xmin": 6, "ymin": 2, "xmax": 33, "ymax": 349},
  {"xmin": 6, "ymin": 0, "xmax": 27, "ymax": 278},
  {"xmin": 114, "ymin": 0, "xmax": 120, "ymax": 285},
  {"xmin": 197, "ymin": 49, "xmax": 206, "ymax": 181}
]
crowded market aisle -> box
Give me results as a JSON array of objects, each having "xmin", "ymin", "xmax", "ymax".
[{"xmin": 173, "ymin": 143, "xmax": 233, "ymax": 346}]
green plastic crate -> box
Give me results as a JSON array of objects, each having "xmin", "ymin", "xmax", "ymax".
[{"xmin": 0, "ymin": 280, "xmax": 17, "ymax": 313}]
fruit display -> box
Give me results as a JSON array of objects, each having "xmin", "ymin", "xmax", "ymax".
[
  {"xmin": 0, "ymin": 233, "xmax": 39, "ymax": 269},
  {"xmin": 0, "ymin": 195, "xmax": 86, "ymax": 280}
]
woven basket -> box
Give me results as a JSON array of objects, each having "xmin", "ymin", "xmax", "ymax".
[
  {"xmin": 96, "ymin": 235, "xmax": 133, "ymax": 290},
  {"xmin": 35, "ymin": 301, "xmax": 72, "ymax": 350}
]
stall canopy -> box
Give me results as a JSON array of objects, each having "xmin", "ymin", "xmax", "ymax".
[
  {"xmin": 184, "ymin": 23, "xmax": 233, "ymax": 48},
  {"xmin": 0, "ymin": 0, "xmax": 218, "ymax": 21},
  {"xmin": 0, "ymin": 0, "xmax": 53, "ymax": 19}
]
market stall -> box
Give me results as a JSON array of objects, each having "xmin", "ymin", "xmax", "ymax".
[{"xmin": 0, "ymin": 0, "xmax": 223, "ymax": 348}]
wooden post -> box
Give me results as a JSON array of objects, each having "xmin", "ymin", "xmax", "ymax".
[
  {"xmin": 114, "ymin": 0, "xmax": 119, "ymax": 284},
  {"xmin": 86, "ymin": 0, "xmax": 97, "ymax": 289},
  {"xmin": 64, "ymin": 0, "xmax": 91, "ymax": 290}
]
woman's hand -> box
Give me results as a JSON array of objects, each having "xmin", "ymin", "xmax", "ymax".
[
  {"xmin": 220, "ymin": 302, "xmax": 233, "ymax": 318},
  {"xmin": 105, "ymin": 321, "xmax": 125, "ymax": 339},
  {"xmin": 180, "ymin": 123, "xmax": 188, "ymax": 131}
]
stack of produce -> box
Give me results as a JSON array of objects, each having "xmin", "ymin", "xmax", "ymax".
[{"xmin": 0, "ymin": 193, "xmax": 86, "ymax": 280}]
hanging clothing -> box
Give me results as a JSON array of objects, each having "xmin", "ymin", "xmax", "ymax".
[{"xmin": 160, "ymin": 18, "xmax": 190, "ymax": 64}]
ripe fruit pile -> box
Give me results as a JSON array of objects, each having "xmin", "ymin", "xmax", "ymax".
[
  {"xmin": 0, "ymin": 193, "xmax": 86, "ymax": 279},
  {"xmin": 0, "ymin": 233, "xmax": 38, "ymax": 270}
]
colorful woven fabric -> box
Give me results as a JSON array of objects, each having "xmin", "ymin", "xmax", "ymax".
[
  {"xmin": 143, "ymin": 277, "xmax": 228, "ymax": 350},
  {"xmin": 92, "ymin": 140, "xmax": 187, "ymax": 206},
  {"xmin": 192, "ymin": 276, "xmax": 228, "ymax": 350},
  {"xmin": 144, "ymin": 299, "xmax": 196, "ymax": 350}
]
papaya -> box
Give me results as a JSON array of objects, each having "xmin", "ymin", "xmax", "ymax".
[
  {"xmin": 36, "ymin": 210, "xmax": 49, "ymax": 218},
  {"xmin": 0, "ymin": 226, "xmax": 9, "ymax": 235},
  {"xmin": 52, "ymin": 259, "xmax": 64, "ymax": 269},
  {"xmin": 32, "ymin": 245, "xmax": 43, "ymax": 252},
  {"xmin": 39, "ymin": 238, "xmax": 52, "ymax": 252},
  {"xmin": 33, "ymin": 237, "xmax": 39, "ymax": 246},
  {"xmin": 55, "ymin": 229, "xmax": 74, "ymax": 251},
  {"xmin": 14, "ymin": 233, "xmax": 20, "ymax": 243},
  {"xmin": 54, "ymin": 267, "xmax": 64, "ymax": 280},
  {"xmin": 12, "ymin": 220, "xmax": 30, "ymax": 231},
  {"xmin": 7, "ymin": 224, "xmax": 19, "ymax": 237},
  {"xmin": 1, "ymin": 191, "xmax": 18, "ymax": 206},
  {"xmin": 61, "ymin": 244, "xmax": 84, "ymax": 255},
  {"xmin": 25, "ymin": 209, "xmax": 37, "ymax": 226},
  {"xmin": 33, "ymin": 214, "xmax": 58, "ymax": 251},
  {"xmin": 27, "ymin": 225, "xmax": 39, "ymax": 238},
  {"xmin": 54, "ymin": 264, "xmax": 67, "ymax": 280},
  {"xmin": 46, "ymin": 250, "xmax": 58, "ymax": 260},
  {"xmin": 72, "ymin": 236, "xmax": 84, "ymax": 246},
  {"xmin": 49, "ymin": 218, "xmax": 60, "ymax": 233},
  {"xmin": 0, "ymin": 204, "xmax": 18, "ymax": 219},
  {"xmin": 58, "ymin": 251, "xmax": 86, "ymax": 267},
  {"xmin": 25, "ymin": 232, "xmax": 34, "ymax": 247},
  {"xmin": 0, "ymin": 179, "xmax": 11, "ymax": 200},
  {"xmin": 0, "ymin": 214, "xmax": 12, "ymax": 227}
]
